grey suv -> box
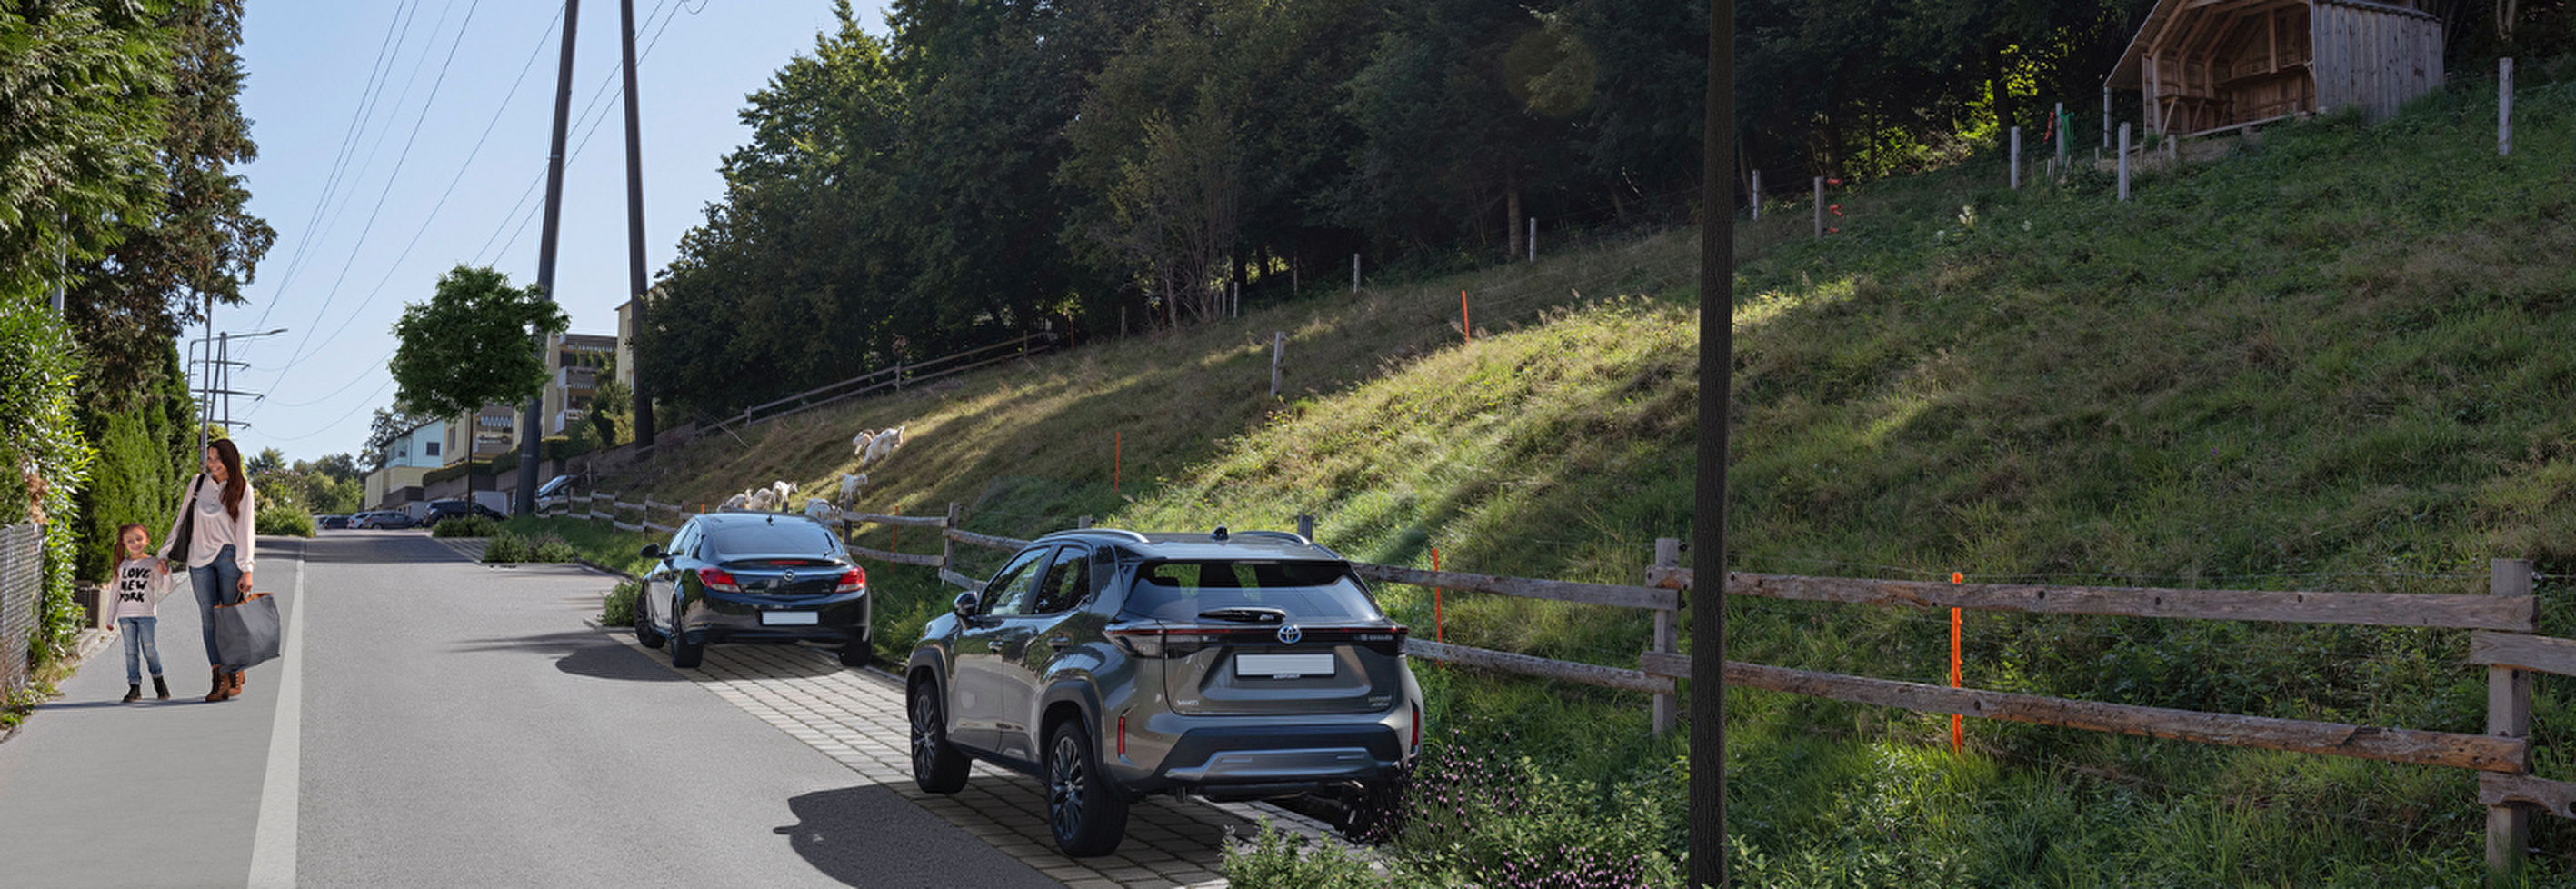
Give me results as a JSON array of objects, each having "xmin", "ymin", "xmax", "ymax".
[{"xmin": 906, "ymin": 527, "xmax": 1423, "ymax": 856}]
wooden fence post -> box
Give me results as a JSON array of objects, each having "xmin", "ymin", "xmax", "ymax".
[
  {"xmin": 2500, "ymin": 58, "xmax": 2514, "ymax": 158},
  {"xmin": 2489, "ymin": 557, "xmax": 2534, "ymax": 879},
  {"xmin": 2118, "ymin": 124, "xmax": 2132, "ymax": 202},
  {"xmin": 1296, "ymin": 514, "xmax": 1314, "ymax": 540},
  {"xmin": 1651, "ymin": 538, "xmax": 1681, "ymax": 735},
  {"xmin": 1076, "ymin": 515, "xmax": 1092, "ymax": 529},
  {"xmin": 1812, "ymin": 176, "xmax": 1824, "ymax": 239},
  {"xmin": 1271, "ymin": 331, "xmax": 1283, "ymax": 399},
  {"xmin": 2010, "ymin": 125, "xmax": 2022, "ymax": 189},
  {"xmin": 1751, "ymin": 169, "xmax": 1761, "ymax": 221},
  {"xmin": 943, "ymin": 503, "xmax": 962, "ymax": 574},
  {"xmin": 1353, "ymin": 253, "xmax": 1361, "ymax": 293}
]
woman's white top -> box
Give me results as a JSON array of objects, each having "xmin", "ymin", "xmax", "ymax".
[{"xmin": 158, "ymin": 474, "xmax": 255, "ymax": 574}]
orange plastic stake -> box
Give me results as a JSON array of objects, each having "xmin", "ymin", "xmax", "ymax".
[
  {"xmin": 1460, "ymin": 291, "xmax": 1472, "ymax": 344},
  {"xmin": 892, "ymin": 526, "xmax": 899, "ymax": 552},
  {"xmin": 1431, "ymin": 546, "xmax": 1446, "ymax": 642},
  {"xmin": 1951, "ymin": 571, "xmax": 1964, "ymax": 750}
]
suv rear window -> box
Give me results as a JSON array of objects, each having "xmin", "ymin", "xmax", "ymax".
[
  {"xmin": 1123, "ymin": 560, "xmax": 1383, "ymax": 622},
  {"xmin": 704, "ymin": 522, "xmax": 842, "ymax": 559}
]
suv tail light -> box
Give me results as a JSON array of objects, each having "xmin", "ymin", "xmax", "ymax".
[
  {"xmin": 834, "ymin": 566, "xmax": 865, "ymax": 594},
  {"xmin": 696, "ymin": 568, "xmax": 743, "ymax": 593}
]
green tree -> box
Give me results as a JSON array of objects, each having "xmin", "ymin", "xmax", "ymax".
[
  {"xmin": 387, "ymin": 265, "xmax": 568, "ymax": 422},
  {"xmin": 0, "ymin": 0, "xmax": 176, "ymax": 305}
]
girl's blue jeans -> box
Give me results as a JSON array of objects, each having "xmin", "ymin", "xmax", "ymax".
[
  {"xmin": 188, "ymin": 544, "xmax": 243, "ymax": 671},
  {"xmin": 117, "ymin": 617, "xmax": 163, "ymax": 684}
]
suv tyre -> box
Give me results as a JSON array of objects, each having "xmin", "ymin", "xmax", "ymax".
[
  {"xmin": 1045, "ymin": 720, "xmax": 1127, "ymax": 857},
  {"xmin": 909, "ymin": 680, "xmax": 970, "ymax": 794}
]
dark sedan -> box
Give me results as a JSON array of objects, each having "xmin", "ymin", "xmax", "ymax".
[{"xmin": 634, "ymin": 511, "xmax": 873, "ymax": 669}]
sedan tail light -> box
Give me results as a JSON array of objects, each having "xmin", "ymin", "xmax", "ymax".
[
  {"xmin": 835, "ymin": 566, "xmax": 865, "ymax": 594},
  {"xmin": 696, "ymin": 567, "xmax": 743, "ymax": 593}
]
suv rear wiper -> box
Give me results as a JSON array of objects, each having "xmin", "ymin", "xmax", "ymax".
[{"xmin": 1196, "ymin": 606, "xmax": 1288, "ymax": 624}]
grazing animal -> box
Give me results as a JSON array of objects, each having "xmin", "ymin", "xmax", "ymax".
[
  {"xmin": 804, "ymin": 498, "xmax": 838, "ymax": 523},
  {"xmin": 850, "ymin": 428, "xmax": 877, "ymax": 456},
  {"xmin": 770, "ymin": 480, "xmax": 795, "ymax": 504},
  {"xmin": 746, "ymin": 487, "xmax": 779, "ymax": 512},
  {"xmin": 862, "ymin": 425, "xmax": 905, "ymax": 466},
  {"xmin": 835, "ymin": 472, "xmax": 867, "ymax": 506},
  {"xmin": 720, "ymin": 492, "xmax": 752, "ymax": 511}
]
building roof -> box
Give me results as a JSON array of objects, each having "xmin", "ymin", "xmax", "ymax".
[{"xmin": 2106, "ymin": 0, "xmax": 2436, "ymax": 88}]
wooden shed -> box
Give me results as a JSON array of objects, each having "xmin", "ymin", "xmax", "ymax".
[{"xmin": 2108, "ymin": 0, "xmax": 2444, "ymax": 140}]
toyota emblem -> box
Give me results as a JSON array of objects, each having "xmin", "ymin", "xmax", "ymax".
[{"xmin": 1276, "ymin": 624, "xmax": 1303, "ymax": 645}]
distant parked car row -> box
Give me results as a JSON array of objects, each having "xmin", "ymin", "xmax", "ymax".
[{"xmin": 346, "ymin": 509, "xmax": 416, "ymax": 530}]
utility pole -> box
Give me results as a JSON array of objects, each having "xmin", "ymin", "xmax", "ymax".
[
  {"xmin": 521, "ymin": 0, "xmax": 581, "ymax": 516},
  {"xmin": 619, "ymin": 0, "xmax": 655, "ymax": 454},
  {"xmin": 1693, "ymin": 0, "xmax": 1735, "ymax": 885},
  {"xmin": 190, "ymin": 325, "xmax": 288, "ymax": 454}
]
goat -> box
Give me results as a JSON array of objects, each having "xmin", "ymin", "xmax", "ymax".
[
  {"xmin": 835, "ymin": 472, "xmax": 868, "ymax": 506},
  {"xmin": 850, "ymin": 428, "xmax": 877, "ymax": 456},
  {"xmin": 769, "ymin": 480, "xmax": 796, "ymax": 507},
  {"xmin": 745, "ymin": 487, "xmax": 779, "ymax": 512},
  {"xmin": 720, "ymin": 491, "xmax": 752, "ymax": 511},
  {"xmin": 862, "ymin": 425, "xmax": 905, "ymax": 467},
  {"xmin": 804, "ymin": 497, "xmax": 839, "ymax": 523}
]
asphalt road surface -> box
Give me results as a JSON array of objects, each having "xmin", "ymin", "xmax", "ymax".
[{"xmin": 0, "ymin": 530, "xmax": 1062, "ymax": 889}]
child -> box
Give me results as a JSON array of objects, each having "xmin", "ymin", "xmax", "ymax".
[{"xmin": 109, "ymin": 524, "xmax": 170, "ymax": 702}]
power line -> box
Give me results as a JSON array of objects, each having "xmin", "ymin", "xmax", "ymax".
[
  {"xmin": 477, "ymin": 0, "xmax": 692, "ymax": 266},
  {"xmin": 253, "ymin": 0, "xmax": 421, "ymax": 331}
]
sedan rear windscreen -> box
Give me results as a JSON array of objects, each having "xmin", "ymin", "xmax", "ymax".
[
  {"xmin": 706, "ymin": 523, "xmax": 842, "ymax": 559},
  {"xmin": 1124, "ymin": 560, "xmax": 1383, "ymax": 621}
]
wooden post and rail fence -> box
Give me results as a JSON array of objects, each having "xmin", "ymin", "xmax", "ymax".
[
  {"xmin": 539, "ymin": 492, "xmax": 2571, "ymax": 874},
  {"xmin": 705, "ymin": 333, "xmax": 1060, "ymax": 437}
]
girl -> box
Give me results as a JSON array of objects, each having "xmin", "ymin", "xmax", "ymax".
[
  {"xmin": 160, "ymin": 438, "xmax": 255, "ymax": 703},
  {"xmin": 108, "ymin": 524, "xmax": 170, "ymax": 702}
]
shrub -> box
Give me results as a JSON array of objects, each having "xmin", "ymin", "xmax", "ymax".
[
  {"xmin": 483, "ymin": 534, "xmax": 526, "ymax": 563},
  {"xmin": 432, "ymin": 514, "xmax": 500, "ymax": 538},
  {"xmin": 602, "ymin": 579, "xmax": 639, "ymax": 625},
  {"xmin": 255, "ymin": 507, "xmax": 315, "ymax": 538},
  {"xmin": 1222, "ymin": 824, "xmax": 1395, "ymax": 889},
  {"xmin": 484, "ymin": 531, "xmax": 576, "ymax": 564},
  {"xmin": 532, "ymin": 537, "xmax": 580, "ymax": 563}
]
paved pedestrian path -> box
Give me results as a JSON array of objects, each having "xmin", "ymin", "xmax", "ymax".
[{"xmin": 596, "ymin": 626, "xmax": 1343, "ymax": 889}]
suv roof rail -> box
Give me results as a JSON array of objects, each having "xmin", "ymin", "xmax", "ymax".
[
  {"xmin": 1045, "ymin": 527, "xmax": 1150, "ymax": 544},
  {"xmin": 1232, "ymin": 530, "xmax": 1313, "ymax": 546}
]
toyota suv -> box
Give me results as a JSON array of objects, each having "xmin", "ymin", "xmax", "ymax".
[{"xmin": 905, "ymin": 527, "xmax": 1422, "ymax": 856}]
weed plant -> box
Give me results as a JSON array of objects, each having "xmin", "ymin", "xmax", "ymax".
[
  {"xmin": 430, "ymin": 514, "xmax": 499, "ymax": 538},
  {"xmin": 570, "ymin": 69, "xmax": 2576, "ymax": 884},
  {"xmin": 253, "ymin": 507, "xmax": 313, "ymax": 538},
  {"xmin": 601, "ymin": 579, "xmax": 639, "ymax": 625}
]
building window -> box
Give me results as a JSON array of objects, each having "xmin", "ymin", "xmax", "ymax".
[{"xmin": 425, "ymin": 442, "xmax": 441, "ymax": 456}]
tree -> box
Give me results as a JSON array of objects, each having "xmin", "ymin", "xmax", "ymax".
[
  {"xmin": 0, "ymin": 1, "xmax": 175, "ymax": 306},
  {"xmin": 245, "ymin": 444, "xmax": 282, "ymax": 474},
  {"xmin": 387, "ymin": 265, "xmax": 568, "ymax": 423},
  {"xmin": 63, "ymin": 0, "xmax": 275, "ymax": 408}
]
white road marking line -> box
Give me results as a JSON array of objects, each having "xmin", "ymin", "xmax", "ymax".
[{"xmin": 246, "ymin": 539, "xmax": 305, "ymax": 889}]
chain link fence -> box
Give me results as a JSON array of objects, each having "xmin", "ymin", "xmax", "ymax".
[{"xmin": 1, "ymin": 523, "xmax": 41, "ymax": 696}]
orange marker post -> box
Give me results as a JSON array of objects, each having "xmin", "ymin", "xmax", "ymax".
[
  {"xmin": 1460, "ymin": 291, "xmax": 1472, "ymax": 344},
  {"xmin": 1950, "ymin": 571, "xmax": 1964, "ymax": 750},
  {"xmin": 1431, "ymin": 546, "xmax": 1446, "ymax": 642}
]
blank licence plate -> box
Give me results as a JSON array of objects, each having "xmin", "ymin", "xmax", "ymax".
[
  {"xmin": 761, "ymin": 611, "xmax": 820, "ymax": 626},
  {"xmin": 1235, "ymin": 654, "xmax": 1334, "ymax": 679}
]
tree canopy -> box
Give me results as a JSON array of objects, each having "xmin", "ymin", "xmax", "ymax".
[{"xmin": 388, "ymin": 265, "xmax": 568, "ymax": 422}]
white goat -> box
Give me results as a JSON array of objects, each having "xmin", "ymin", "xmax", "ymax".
[
  {"xmin": 769, "ymin": 480, "xmax": 796, "ymax": 507},
  {"xmin": 850, "ymin": 428, "xmax": 877, "ymax": 456},
  {"xmin": 719, "ymin": 491, "xmax": 752, "ymax": 511},
  {"xmin": 803, "ymin": 497, "xmax": 838, "ymax": 523},
  {"xmin": 745, "ymin": 487, "xmax": 779, "ymax": 512},
  {"xmin": 835, "ymin": 472, "xmax": 868, "ymax": 506},
  {"xmin": 862, "ymin": 425, "xmax": 905, "ymax": 467}
]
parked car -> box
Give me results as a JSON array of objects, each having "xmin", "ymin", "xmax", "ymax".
[
  {"xmin": 634, "ymin": 511, "xmax": 873, "ymax": 670},
  {"xmin": 315, "ymin": 514, "xmax": 349, "ymax": 530},
  {"xmin": 905, "ymin": 527, "xmax": 1423, "ymax": 856},
  {"xmin": 422, "ymin": 499, "xmax": 506, "ymax": 527},
  {"xmin": 352, "ymin": 510, "xmax": 417, "ymax": 530}
]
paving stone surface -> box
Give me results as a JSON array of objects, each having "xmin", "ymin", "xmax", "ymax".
[{"xmin": 598, "ymin": 624, "xmax": 1343, "ymax": 888}]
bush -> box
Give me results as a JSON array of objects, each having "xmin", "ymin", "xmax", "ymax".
[
  {"xmin": 484, "ymin": 531, "xmax": 576, "ymax": 564},
  {"xmin": 432, "ymin": 514, "xmax": 499, "ymax": 538},
  {"xmin": 1223, "ymin": 824, "xmax": 1395, "ymax": 889},
  {"xmin": 602, "ymin": 579, "xmax": 638, "ymax": 625},
  {"xmin": 255, "ymin": 506, "xmax": 315, "ymax": 538}
]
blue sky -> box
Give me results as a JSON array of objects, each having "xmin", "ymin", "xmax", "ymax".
[{"xmin": 222, "ymin": 0, "xmax": 884, "ymax": 462}]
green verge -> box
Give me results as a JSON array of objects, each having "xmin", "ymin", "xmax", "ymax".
[{"xmin": 572, "ymin": 69, "xmax": 2576, "ymax": 885}]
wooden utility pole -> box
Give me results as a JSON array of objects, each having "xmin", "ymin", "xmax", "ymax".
[
  {"xmin": 1693, "ymin": 0, "xmax": 1734, "ymax": 884},
  {"xmin": 620, "ymin": 0, "xmax": 655, "ymax": 454},
  {"xmin": 519, "ymin": 0, "xmax": 580, "ymax": 515}
]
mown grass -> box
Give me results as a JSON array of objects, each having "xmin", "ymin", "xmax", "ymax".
[{"xmin": 583, "ymin": 63, "xmax": 2576, "ymax": 884}]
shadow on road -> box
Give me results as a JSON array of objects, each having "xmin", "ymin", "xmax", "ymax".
[
  {"xmin": 776, "ymin": 785, "xmax": 1063, "ymax": 889},
  {"xmin": 448, "ymin": 629, "xmax": 684, "ymax": 683}
]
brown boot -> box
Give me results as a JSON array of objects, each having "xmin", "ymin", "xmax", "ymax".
[
  {"xmin": 205, "ymin": 666, "xmax": 232, "ymax": 702},
  {"xmin": 229, "ymin": 670, "xmax": 245, "ymax": 696}
]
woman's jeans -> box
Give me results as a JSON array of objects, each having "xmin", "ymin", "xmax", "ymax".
[
  {"xmin": 117, "ymin": 617, "xmax": 163, "ymax": 684},
  {"xmin": 189, "ymin": 544, "xmax": 243, "ymax": 670}
]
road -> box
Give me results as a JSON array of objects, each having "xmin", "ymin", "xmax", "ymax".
[{"xmin": 0, "ymin": 530, "xmax": 1088, "ymax": 888}]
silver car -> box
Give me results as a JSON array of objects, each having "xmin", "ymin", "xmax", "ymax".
[{"xmin": 905, "ymin": 527, "xmax": 1423, "ymax": 856}]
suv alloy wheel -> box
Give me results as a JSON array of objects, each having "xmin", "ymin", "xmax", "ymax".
[
  {"xmin": 1045, "ymin": 720, "xmax": 1127, "ymax": 856},
  {"xmin": 909, "ymin": 679, "xmax": 970, "ymax": 794}
]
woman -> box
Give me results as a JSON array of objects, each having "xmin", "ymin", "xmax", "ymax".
[{"xmin": 159, "ymin": 438, "xmax": 255, "ymax": 703}]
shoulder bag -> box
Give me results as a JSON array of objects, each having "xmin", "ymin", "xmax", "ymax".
[{"xmin": 167, "ymin": 474, "xmax": 203, "ymax": 565}]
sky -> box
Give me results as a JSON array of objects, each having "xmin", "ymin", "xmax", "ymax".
[{"xmin": 219, "ymin": 0, "xmax": 885, "ymax": 463}]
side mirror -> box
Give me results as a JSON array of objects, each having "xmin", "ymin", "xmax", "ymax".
[
  {"xmin": 639, "ymin": 544, "xmax": 663, "ymax": 560},
  {"xmin": 952, "ymin": 591, "xmax": 982, "ymax": 617}
]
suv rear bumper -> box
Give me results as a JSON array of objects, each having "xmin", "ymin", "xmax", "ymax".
[{"xmin": 1114, "ymin": 718, "xmax": 1411, "ymax": 795}]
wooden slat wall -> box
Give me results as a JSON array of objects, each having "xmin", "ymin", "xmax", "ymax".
[{"xmin": 2311, "ymin": 1, "xmax": 2442, "ymax": 120}]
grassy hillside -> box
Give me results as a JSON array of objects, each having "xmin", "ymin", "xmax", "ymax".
[{"xmin": 579, "ymin": 62, "xmax": 2576, "ymax": 885}]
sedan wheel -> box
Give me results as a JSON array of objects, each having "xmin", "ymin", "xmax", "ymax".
[
  {"xmin": 634, "ymin": 589, "xmax": 665, "ymax": 648},
  {"xmin": 666, "ymin": 600, "xmax": 704, "ymax": 668},
  {"xmin": 1045, "ymin": 721, "xmax": 1126, "ymax": 856},
  {"xmin": 909, "ymin": 680, "xmax": 969, "ymax": 794}
]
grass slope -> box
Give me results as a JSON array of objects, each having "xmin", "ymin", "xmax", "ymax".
[{"xmin": 584, "ymin": 65, "xmax": 2576, "ymax": 885}]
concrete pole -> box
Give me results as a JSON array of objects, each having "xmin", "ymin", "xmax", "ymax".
[
  {"xmin": 619, "ymin": 0, "xmax": 655, "ymax": 454},
  {"xmin": 2010, "ymin": 126, "xmax": 2022, "ymax": 189},
  {"xmin": 2500, "ymin": 58, "xmax": 2514, "ymax": 157},
  {"xmin": 1812, "ymin": 175, "xmax": 1823, "ymax": 238},
  {"xmin": 1751, "ymin": 170, "xmax": 1761, "ymax": 221},
  {"xmin": 519, "ymin": 0, "xmax": 581, "ymax": 516},
  {"xmin": 2118, "ymin": 123, "xmax": 2131, "ymax": 202},
  {"xmin": 1351, "ymin": 253, "xmax": 1360, "ymax": 293}
]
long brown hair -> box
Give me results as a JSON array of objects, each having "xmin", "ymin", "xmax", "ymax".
[{"xmin": 208, "ymin": 438, "xmax": 245, "ymax": 521}]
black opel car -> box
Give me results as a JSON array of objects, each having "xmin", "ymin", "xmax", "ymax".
[{"xmin": 635, "ymin": 511, "xmax": 873, "ymax": 668}]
